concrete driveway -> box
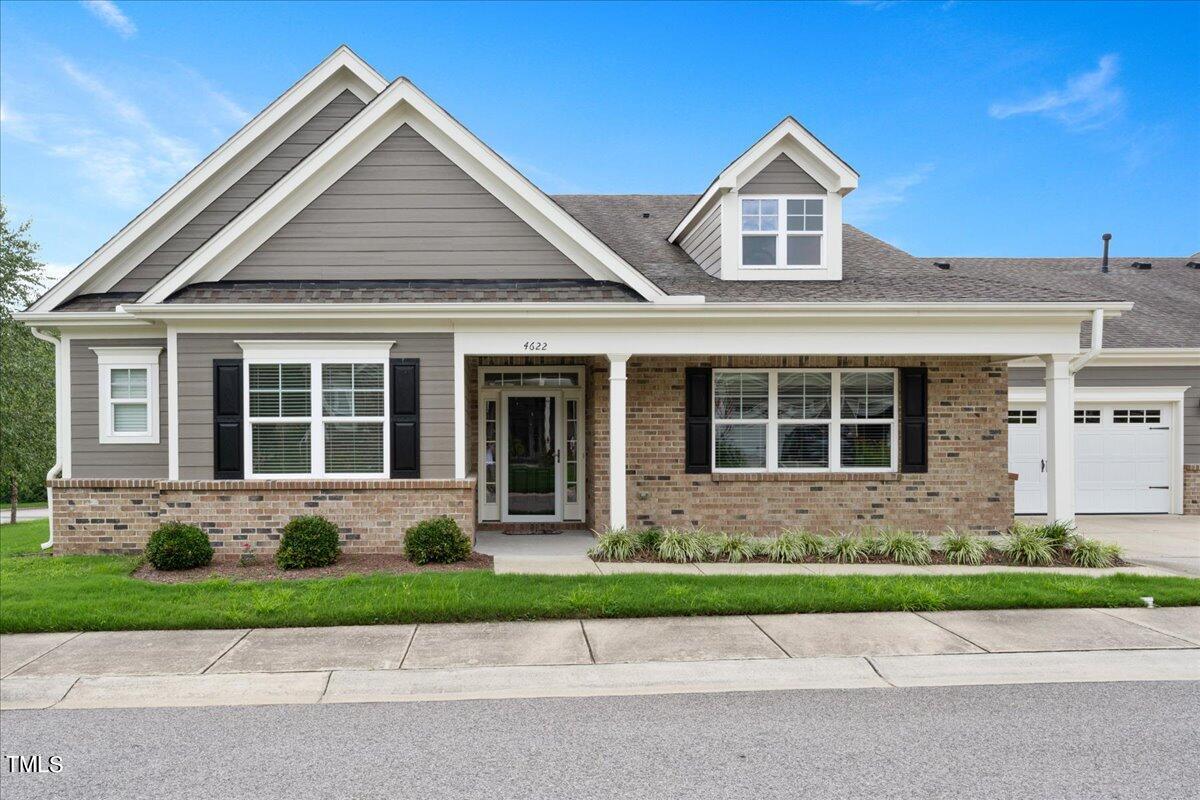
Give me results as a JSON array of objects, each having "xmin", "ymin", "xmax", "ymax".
[{"xmin": 1074, "ymin": 515, "xmax": 1200, "ymax": 576}]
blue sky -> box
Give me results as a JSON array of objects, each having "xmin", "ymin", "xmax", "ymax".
[{"xmin": 2, "ymin": 0, "xmax": 1197, "ymax": 282}]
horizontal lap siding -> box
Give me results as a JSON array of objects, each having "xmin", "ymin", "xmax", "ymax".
[
  {"xmin": 224, "ymin": 124, "xmax": 589, "ymax": 281},
  {"xmin": 1009, "ymin": 365, "xmax": 1200, "ymax": 463},
  {"xmin": 112, "ymin": 91, "xmax": 366, "ymax": 292},
  {"xmin": 177, "ymin": 332, "xmax": 454, "ymax": 480},
  {"xmin": 741, "ymin": 154, "xmax": 824, "ymax": 194},
  {"xmin": 70, "ymin": 339, "xmax": 168, "ymax": 479},
  {"xmin": 680, "ymin": 205, "xmax": 721, "ymax": 277}
]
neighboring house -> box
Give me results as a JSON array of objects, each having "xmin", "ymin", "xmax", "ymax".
[{"xmin": 17, "ymin": 47, "xmax": 1196, "ymax": 556}]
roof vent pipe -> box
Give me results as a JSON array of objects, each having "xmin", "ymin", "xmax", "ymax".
[{"xmin": 1101, "ymin": 233, "xmax": 1111, "ymax": 273}]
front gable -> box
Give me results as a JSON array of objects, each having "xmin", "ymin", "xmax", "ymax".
[{"xmin": 224, "ymin": 123, "xmax": 589, "ymax": 281}]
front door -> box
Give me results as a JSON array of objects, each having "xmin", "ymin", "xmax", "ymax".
[{"xmin": 503, "ymin": 393, "xmax": 560, "ymax": 520}]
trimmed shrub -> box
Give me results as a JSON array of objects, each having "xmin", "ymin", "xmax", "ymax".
[
  {"xmin": 1003, "ymin": 524, "xmax": 1054, "ymax": 566},
  {"xmin": 941, "ymin": 529, "xmax": 990, "ymax": 566},
  {"xmin": 145, "ymin": 523, "xmax": 213, "ymax": 571},
  {"xmin": 1069, "ymin": 536, "xmax": 1122, "ymax": 569},
  {"xmin": 635, "ymin": 527, "xmax": 664, "ymax": 555},
  {"xmin": 824, "ymin": 534, "xmax": 869, "ymax": 564},
  {"xmin": 590, "ymin": 529, "xmax": 638, "ymax": 561},
  {"xmin": 877, "ymin": 530, "xmax": 933, "ymax": 565},
  {"xmin": 403, "ymin": 516, "xmax": 471, "ymax": 565},
  {"xmin": 276, "ymin": 515, "xmax": 341, "ymax": 569},
  {"xmin": 712, "ymin": 532, "xmax": 758, "ymax": 563},
  {"xmin": 658, "ymin": 529, "xmax": 710, "ymax": 563},
  {"xmin": 764, "ymin": 530, "xmax": 822, "ymax": 563}
]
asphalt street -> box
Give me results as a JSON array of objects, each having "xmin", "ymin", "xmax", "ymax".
[{"xmin": 1, "ymin": 681, "xmax": 1197, "ymax": 799}]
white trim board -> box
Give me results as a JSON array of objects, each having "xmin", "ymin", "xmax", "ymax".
[
  {"xmin": 1010, "ymin": 349, "xmax": 1200, "ymax": 369},
  {"xmin": 91, "ymin": 346, "xmax": 163, "ymax": 445},
  {"xmin": 27, "ymin": 46, "xmax": 387, "ymax": 312},
  {"xmin": 137, "ymin": 77, "xmax": 687, "ymax": 305}
]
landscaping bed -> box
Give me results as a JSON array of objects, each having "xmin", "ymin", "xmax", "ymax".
[{"xmin": 133, "ymin": 551, "xmax": 494, "ymax": 583}]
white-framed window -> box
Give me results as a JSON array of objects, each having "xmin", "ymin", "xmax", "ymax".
[
  {"xmin": 741, "ymin": 195, "xmax": 824, "ymax": 269},
  {"xmin": 238, "ymin": 341, "xmax": 393, "ymax": 478},
  {"xmin": 713, "ymin": 368, "xmax": 897, "ymax": 472},
  {"xmin": 92, "ymin": 347, "xmax": 162, "ymax": 444}
]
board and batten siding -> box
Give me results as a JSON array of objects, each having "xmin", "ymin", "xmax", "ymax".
[
  {"xmin": 177, "ymin": 332, "xmax": 454, "ymax": 480},
  {"xmin": 223, "ymin": 124, "xmax": 590, "ymax": 281},
  {"xmin": 680, "ymin": 204, "xmax": 721, "ymax": 277},
  {"xmin": 70, "ymin": 339, "xmax": 168, "ymax": 479},
  {"xmin": 112, "ymin": 91, "xmax": 367, "ymax": 293},
  {"xmin": 741, "ymin": 154, "xmax": 824, "ymax": 194},
  {"xmin": 1009, "ymin": 365, "xmax": 1200, "ymax": 463}
]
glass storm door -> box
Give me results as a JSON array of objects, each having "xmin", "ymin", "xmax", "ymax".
[{"xmin": 503, "ymin": 394, "xmax": 560, "ymax": 520}]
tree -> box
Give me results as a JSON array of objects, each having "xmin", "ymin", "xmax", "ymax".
[{"xmin": 0, "ymin": 203, "xmax": 55, "ymax": 523}]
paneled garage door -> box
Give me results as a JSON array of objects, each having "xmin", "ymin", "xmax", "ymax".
[{"xmin": 1008, "ymin": 404, "xmax": 1172, "ymax": 514}]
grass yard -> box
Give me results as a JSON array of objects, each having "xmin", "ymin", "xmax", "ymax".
[{"xmin": 2, "ymin": 519, "xmax": 1198, "ymax": 634}]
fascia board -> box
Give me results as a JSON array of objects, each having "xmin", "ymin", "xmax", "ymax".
[
  {"xmin": 139, "ymin": 79, "xmax": 671, "ymax": 304},
  {"xmin": 27, "ymin": 47, "xmax": 388, "ymax": 313}
]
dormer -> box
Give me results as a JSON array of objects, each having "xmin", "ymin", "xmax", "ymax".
[{"xmin": 670, "ymin": 118, "xmax": 858, "ymax": 282}]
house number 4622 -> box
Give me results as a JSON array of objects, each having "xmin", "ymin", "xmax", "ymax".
[{"xmin": 522, "ymin": 341, "xmax": 548, "ymax": 351}]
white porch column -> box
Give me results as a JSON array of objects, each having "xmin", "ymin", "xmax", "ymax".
[
  {"xmin": 1044, "ymin": 354, "xmax": 1075, "ymax": 523},
  {"xmin": 608, "ymin": 354, "xmax": 630, "ymax": 531},
  {"xmin": 167, "ymin": 328, "xmax": 179, "ymax": 480},
  {"xmin": 453, "ymin": 344, "xmax": 466, "ymax": 480}
]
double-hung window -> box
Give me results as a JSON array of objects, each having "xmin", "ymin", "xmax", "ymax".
[
  {"xmin": 92, "ymin": 347, "xmax": 161, "ymax": 444},
  {"xmin": 741, "ymin": 196, "xmax": 824, "ymax": 269},
  {"xmin": 240, "ymin": 342, "xmax": 392, "ymax": 478},
  {"xmin": 714, "ymin": 369, "xmax": 896, "ymax": 472}
]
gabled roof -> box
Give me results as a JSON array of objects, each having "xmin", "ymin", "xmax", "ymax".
[
  {"xmin": 669, "ymin": 117, "xmax": 860, "ymax": 244},
  {"xmin": 28, "ymin": 46, "xmax": 388, "ymax": 313},
  {"xmin": 135, "ymin": 76, "xmax": 689, "ymax": 305}
]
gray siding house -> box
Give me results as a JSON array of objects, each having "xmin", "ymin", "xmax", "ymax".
[{"xmin": 19, "ymin": 47, "xmax": 1198, "ymax": 556}]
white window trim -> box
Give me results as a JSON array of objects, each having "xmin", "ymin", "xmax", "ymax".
[
  {"xmin": 237, "ymin": 341, "xmax": 393, "ymax": 479},
  {"xmin": 92, "ymin": 347, "xmax": 162, "ymax": 445},
  {"xmin": 739, "ymin": 194, "xmax": 826, "ymax": 271},
  {"xmin": 712, "ymin": 368, "xmax": 898, "ymax": 474}
]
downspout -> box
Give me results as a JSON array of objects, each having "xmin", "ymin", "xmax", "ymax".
[
  {"xmin": 1070, "ymin": 309, "xmax": 1104, "ymax": 373},
  {"xmin": 29, "ymin": 327, "xmax": 62, "ymax": 550}
]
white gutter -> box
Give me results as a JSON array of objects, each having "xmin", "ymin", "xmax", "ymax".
[
  {"xmin": 29, "ymin": 327, "xmax": 62, "ymax": 550},
  {"xmin": 1070, "ymin": 309, "xmax": 1104, "ymax": 373}
]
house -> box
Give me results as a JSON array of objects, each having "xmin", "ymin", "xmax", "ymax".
[{"xmin": 18, "ymin": 47, "xmax": 1197, "ymax": 556}]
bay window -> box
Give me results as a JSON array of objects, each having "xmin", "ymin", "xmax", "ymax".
[
  {"xmin": 741, "ymin": 196, "xmax": 824, "ymax": 269},
  {"xmin": 714, "ymin": 369, "xmax": 896, "ymax": 472},
  {"xmin": 239, "ymin": 341, "xmax": 392, "ymax": 478}
]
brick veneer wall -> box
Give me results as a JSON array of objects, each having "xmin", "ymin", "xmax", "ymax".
[
  {"xmin": 590, "ymin": 356, "xmax": 1014, "ymax": 535},
  {"xmin": 48, "ymin": 478, "xmax": 476, "ymax": 556},
  {"xmin": 1185, "ymin": 464, "xmax": 1200, "ymax": 516}
]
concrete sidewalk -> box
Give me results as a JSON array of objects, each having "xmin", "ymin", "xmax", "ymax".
[{"xmin": 3, "ymin": 607, "xmax": 1198, "ymax": 710}]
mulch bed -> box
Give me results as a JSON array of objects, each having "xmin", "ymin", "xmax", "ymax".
[
  {"xmin": 134, "ymin": 551, "xmax": 494, "ymax": 583},
  {"xmin": 592, "ymin": 550, "xmax": 1128, "ymax": 568}
]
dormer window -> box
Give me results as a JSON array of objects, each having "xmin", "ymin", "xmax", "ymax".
[{"xmin": 741, "ymin": 196, "xmax": 824, "ymax": 269}]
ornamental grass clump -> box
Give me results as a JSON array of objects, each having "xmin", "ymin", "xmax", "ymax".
[
  {"xmin": 657, "ymin": 529, "xmax": 710, "ymax": 563},
  {"xmin": 635, "ymin": 527, "xmax": 664, "ymax": 556},
  {"xmin": 1039, "ymin": 519, "xmax": 1077, "ymax": 551},
  {"xmin": 1069, "ymin": 536, "xmax": 1122, "ymax": 569},
  {"xmin": 876, "ymin": 529, "xmax": 933, "ymax": 565},
  {"xmin": 589, "ymin": 529, "xmax": 638, "ymax": 561},
  {"xmin": 763, "ymin": 530, "xmax": 822, "ymax": 563},
  {"xmin": 940, "ymin": 529, "xmax": 991, "ymax": 566},
  {"xmin": 1002, "ymin": 523, "xmax": 1054, "ymax": 567},
  {"xmin": 712, "ymin": 532, "xmax": 758, "ymax": 563},
  {"xmin": 823, "ymin": 533, "xmax": 869, "ymax": 564}
]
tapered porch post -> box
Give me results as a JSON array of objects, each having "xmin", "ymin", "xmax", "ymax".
[
  {"xmin": 608, "ymin": 354, "xmax": 630, "ymax": 531},
  {"xmin": 1044, "ymin": 354, "xmax": 1075, "ymax": 523}
]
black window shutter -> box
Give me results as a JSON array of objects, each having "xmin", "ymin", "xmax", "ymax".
[
  {"xmin": 212, "ymin": 359, "xmax": 244, "ymax": 479},
  {"xmin": 684, "ymin": 367, "xmax": 712, "ymax": 474},
  {"xmin": 899, "ymin": 367, "xmax": 928, "ymax": 473},
  {"xmin": 390, "ymin": 358, "xmax": 420, "ymax": 478}
]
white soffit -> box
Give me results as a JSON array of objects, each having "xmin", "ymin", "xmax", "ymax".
[
  {"xmin": 28, "ymin": 46, "xmax": 388, "ymax": 312},
  {"xmin": 138, "ymin": 78, "xmax": 678, "ymax": 304}
]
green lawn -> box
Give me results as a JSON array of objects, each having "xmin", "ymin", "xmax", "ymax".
[{"xmin": 1, "ymin": 519, "xmax": 1197, "ymax": 634}]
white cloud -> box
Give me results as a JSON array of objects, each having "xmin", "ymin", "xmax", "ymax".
[
  {"xmin": 81, "ymin": 1, "xmax": 137, "ymax": 39},
  {"xmin": 989, "ymin": 54, "xmax": 1124, "ymax": 131},
  {"xmin": 844, "ymin": 164, "xmax": 934, "ymax": 224}
]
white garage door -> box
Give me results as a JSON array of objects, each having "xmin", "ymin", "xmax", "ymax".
[{"xmin": 1008, "ymin": 404, "xmax": 1172, "ymax": 514}]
